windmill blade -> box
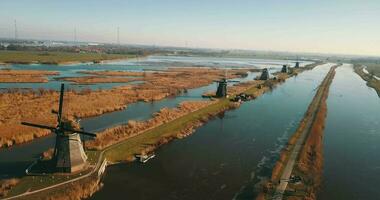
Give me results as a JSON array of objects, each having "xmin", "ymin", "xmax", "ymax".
[
  {"xmin": 57, "ymin": 83, "xmax": 65, "ymax": 126},
  {"xmin": 21, "ymin": 122, "xmax": 56, "ymax": 131},
  {"xmin": 62, "ymin": 128, "xmax": 97, "ymax": 137}
]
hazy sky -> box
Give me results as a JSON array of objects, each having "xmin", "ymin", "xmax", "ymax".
[{"xmin": 1, "ymin": 0, "xmax": 380, "ymax": 56}]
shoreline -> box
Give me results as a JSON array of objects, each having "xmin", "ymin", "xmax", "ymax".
[{"xmin": 353, "ymin": 64, "xmax": 380, "ymax": 97}]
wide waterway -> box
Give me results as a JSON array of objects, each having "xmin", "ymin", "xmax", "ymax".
[
  {"xmin": 318, "ymin": 64, "xmax": 380, "ymax": 199},
  {"xmin": 89, "ymin": 63, "xmax": 334, "ymax": 200},
  {"xmin": 0, "ymin": 56, "xmax": 308, "ymax": 180}
]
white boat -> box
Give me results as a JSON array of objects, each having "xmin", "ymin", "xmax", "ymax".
[{"xmin": 136, "ymin": 153, "xmax": 156, "ymax": 163}]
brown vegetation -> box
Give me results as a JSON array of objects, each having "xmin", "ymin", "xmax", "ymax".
[
  {"xmin": 290, "ymin": 67, "xmax": 336, "ymax": 200},
  {"xmin": 0, "ymin": 178, "xmax": 20, "ymax": 197},
  {"xmin": 55, "ymin": 76, "xmax": 140, "ymax": 84},
  {"xmin": 0, "ymin": 67, "xmax": 248, "ymax": 148},
  {"xmin": 0, "ymin": 69, "xmax": 59, "ymax": 83},
  {"xmin": 79, "ymin": 70, "xmax": 145, "ymax": 77},
  {"xmin": 86, "ymin": 100, "xmax": 216, "ymax": 149}
]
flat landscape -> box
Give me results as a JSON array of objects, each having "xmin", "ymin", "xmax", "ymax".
[{"xmin": 1, "ymin": 1, "xmax": 380, "ymax": 200}]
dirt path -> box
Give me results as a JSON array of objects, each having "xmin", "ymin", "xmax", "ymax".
[{"xmin": 272, "ymin": 64, "xmax": 338, "ymax": 200}]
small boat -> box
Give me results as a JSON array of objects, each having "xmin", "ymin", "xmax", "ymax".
[{"xmin": 136, "ymin": 153, "xmax": 156, "ymax": 163}]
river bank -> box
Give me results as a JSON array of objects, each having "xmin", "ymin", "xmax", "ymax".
[
  {"xmin": 257, "ymin": 64, "xmax": 340, "ymax": 200},
  {"xmin": 353, "ymin": 64, "xmax": 380, "ymax": 97}
]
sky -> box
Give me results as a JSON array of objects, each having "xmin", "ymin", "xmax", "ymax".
[{"xmin": 0, "ymin": 0, "xmax": 380, "ymax": 56}]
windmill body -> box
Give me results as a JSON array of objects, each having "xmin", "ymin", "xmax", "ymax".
[
  {"xmin": 281, "ymin": 65, "xmax": 288, "ymax": 73},
  {"xmin": 214, "ymin": 74, "xmax": 239, "ymax": 98},
  {"xmin": 22, "ymin": 84, "xmax": 96, "ymax": 173},
  {"xmin": 259, "ymin": 68, "xmax": 270, "ymax": 80},
  {"xmin": 295, "ymin": 61, "xmax": 300, "ymax": 68},
  {"xmin": 216, "ymin": 78, "xmax": 228, "ymax": 97},
  {"xmin": 55, "ymin": 132, "xmax": 88, "ymax": 173}
]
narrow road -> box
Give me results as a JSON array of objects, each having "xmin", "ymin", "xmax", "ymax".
[{"xmin": 272, "ymin": 65, "xmax": 338, "ymax": 200}]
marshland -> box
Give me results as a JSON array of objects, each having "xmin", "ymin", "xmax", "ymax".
[{"xmin": 1, "ymin": 1, "xmax": 380, "ymax": 200}]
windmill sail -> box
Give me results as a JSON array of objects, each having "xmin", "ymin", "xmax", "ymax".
[{"xmin": 21, "ymin": 83, "xmax": 95, "ymax": 173}]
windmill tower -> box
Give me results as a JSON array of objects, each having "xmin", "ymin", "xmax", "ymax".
[
  {"xmin": 295, "ymin": 56, "xmax": 300, "ymax": 68},
  {"xmin": 259, "ymin": 68, "xmax": 270, "ymax": 80},
  {"xmin": 22, "ymin": 84, "xmax": 96, "ymax": 173},
  {"xmin": 281, "ymin": 65, "xmax": 288, "ymax": 73},
  {"xmin": 214, "ymin": 70, "xmax": 239, "ymax": 98}
]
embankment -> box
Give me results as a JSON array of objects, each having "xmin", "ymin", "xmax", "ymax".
[{"xmin": 258, "ymin": 64, "xmax": 340, "ymax": 200}]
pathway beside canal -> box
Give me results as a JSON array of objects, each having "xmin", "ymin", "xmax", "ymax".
[{"xmin": 272, "ymin": 64, "xmax": 339, "ymax": 200}]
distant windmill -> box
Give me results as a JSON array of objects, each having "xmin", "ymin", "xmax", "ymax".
[
  {"xmin": 259, "ymin": 68, "xmax": 270, "ymax": 80},
  {"xmin": 281, "ymin": 65, "xmax": 288, "ymax": 73},
  {"xmin": 295, "ymin": 56, "xmax": 300, "ymax": 68},
  {"xmin": 21, "ymin": 84, "xmax": 96, "ymax": 173},
  {"xmin": 214, "ymin": 69, "xmax": 239, "ymax": 98}
]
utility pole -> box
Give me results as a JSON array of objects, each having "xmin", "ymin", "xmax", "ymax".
[
  {"xmin": 74, "ymin": 27, "xmax": 77, "ymax": 43},
  {"xmin": 117, "ymin": 26, "xmax": 120, "ymax": 45},
  {"xmin": 14, "ymin": 20, "xmax": 18, "ymax": 40}
]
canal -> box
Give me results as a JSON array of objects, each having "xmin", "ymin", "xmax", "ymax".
[
  {"xmin": 319, "ymin": 64, "xmax": 380, "ymax": 199},
  {"xmin": 89, "ymin": 63, "xmax": 333, "ymax": 200}
]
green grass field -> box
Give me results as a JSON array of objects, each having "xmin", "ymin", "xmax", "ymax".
[{"xmin": 0, "ymin": 50, "xmax": 136, "ymax": 64}]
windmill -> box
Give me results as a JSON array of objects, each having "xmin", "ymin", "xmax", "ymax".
[
  {"xmin": 281, "ymin": 64, "xmax": 288, "ymax": 73},
  {"xmin": 259, "ymin": 68, "xmax": 270, "ymax": 80},
  {"xmin": 214, "ymin": 69, "xmax": 239, "ymax": 98},
  {"xmin": 295, "ymin": 56, "xmax": 300, "ymax": 68},
  {"xmin": 21, "ymin": 84, "xmax": 96, "ymax": 173}
]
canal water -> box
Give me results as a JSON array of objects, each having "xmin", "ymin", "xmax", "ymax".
[
  {"xmin": 89, "ymin": 64, "xmax": 333, "ymax": 200},
  {"xmin": 318, "ymin": 64, "xmax": 380, "ymax": 199},
  {"xmin": 1, "ymin": 55, "xmax": 275, "ymax": 179},
  {"xmin": 0, "ymin": 56, "xmax": 311, "ymax": 188}
]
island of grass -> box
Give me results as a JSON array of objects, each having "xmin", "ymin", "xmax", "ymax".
[{"xmin": 0, "ymin": 50, "xmax": 137, "ymax": 65}]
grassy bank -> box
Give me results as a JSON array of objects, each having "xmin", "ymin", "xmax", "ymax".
[
  {"xmin": 0, "ymin": 50, "xmax": 136, "ymax": 65},
  {"xmin": 353, "ymin": 64, "xmax": 380, "ymax": 97},
  {"xmin": 104, "ymin": 99, "xmax": 232, "ymax": 162}
]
